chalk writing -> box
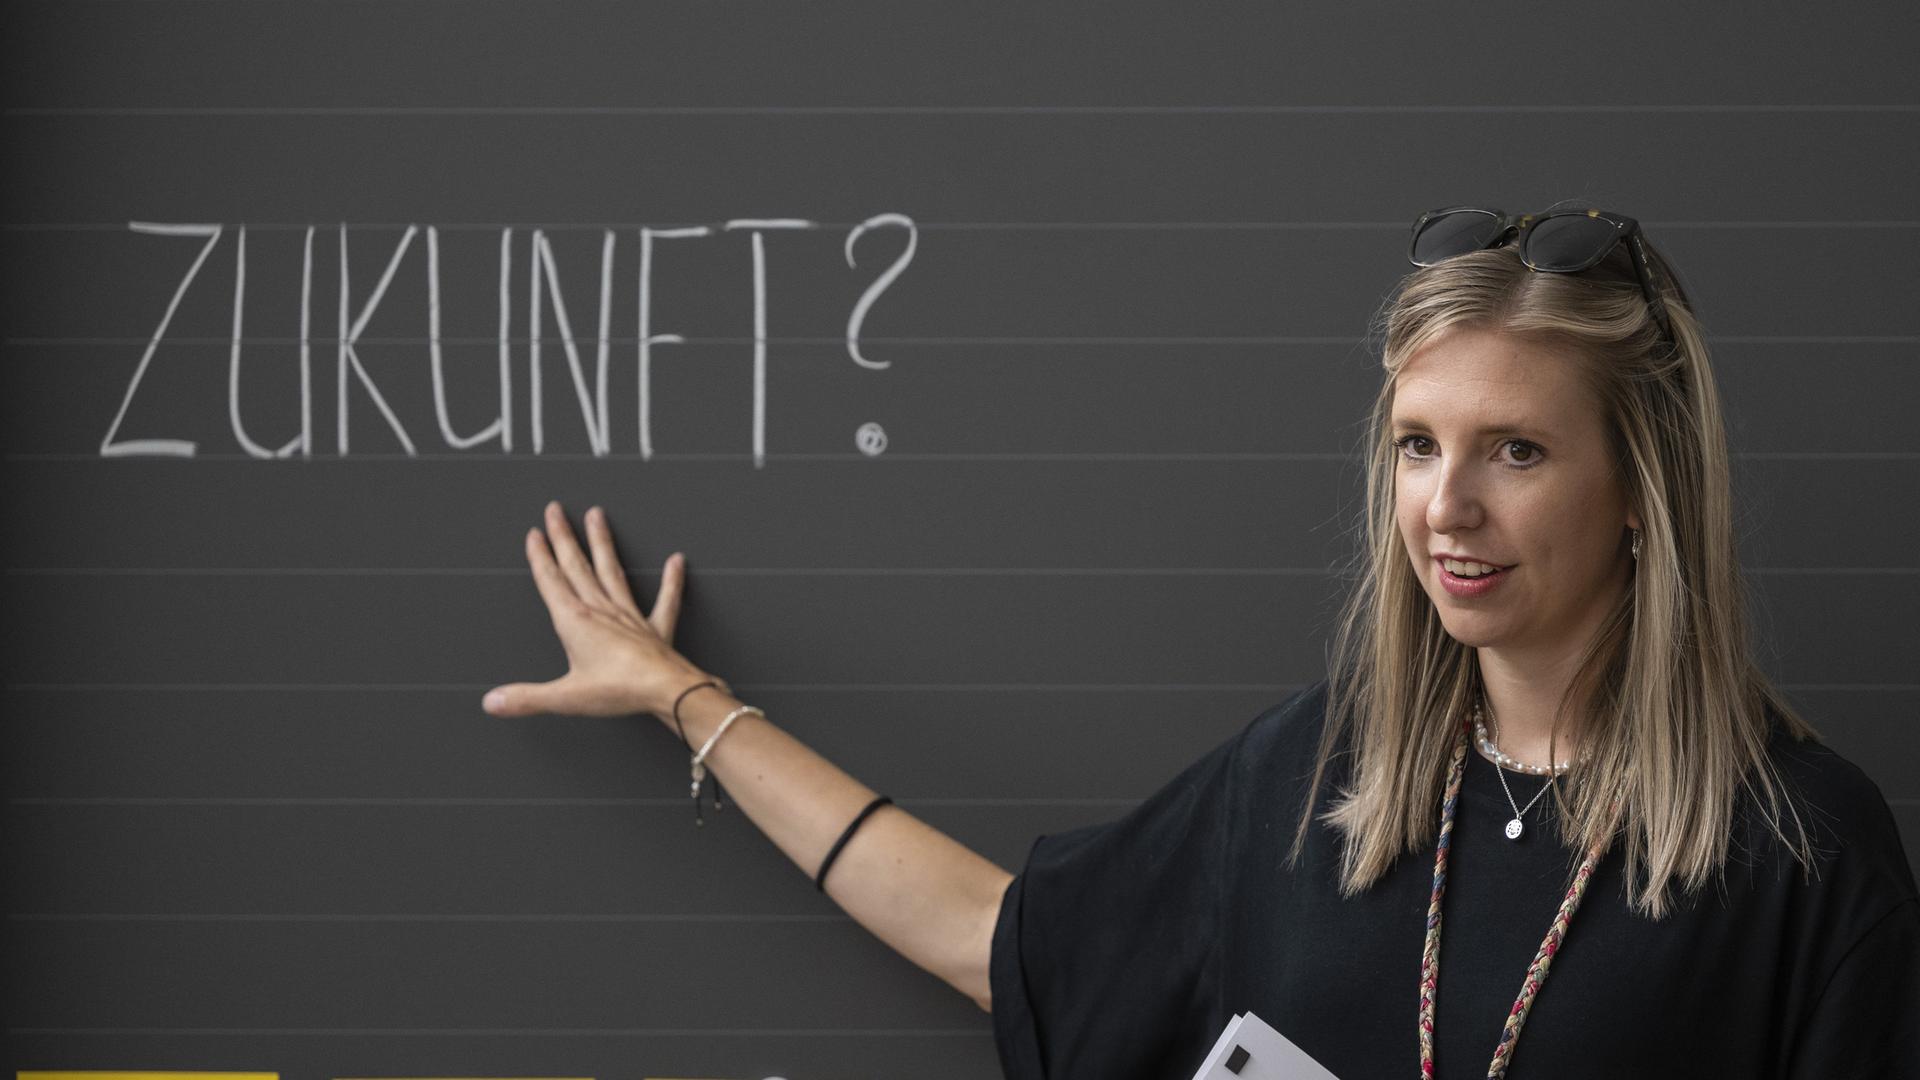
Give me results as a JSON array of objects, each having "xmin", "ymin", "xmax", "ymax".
[{"xmin": 107, "ymin": 214, "xmax": 918, "ymax": 467}]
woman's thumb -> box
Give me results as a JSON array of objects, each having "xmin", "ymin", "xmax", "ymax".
[{"xmin": 483, "ymin": 681, "xmax": 559, "ymax": 717}]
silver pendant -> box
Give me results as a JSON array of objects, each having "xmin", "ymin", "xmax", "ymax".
[{"xmin": 1505, "ymin": 818, "xmax": 1524, "ymax": 840}]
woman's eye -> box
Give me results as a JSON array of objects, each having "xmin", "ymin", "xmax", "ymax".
[
  {"xmin": 1502, "ymin": 440, "xmax": 1543, "ymax": 466},
  {"xmin": 1392, "ymin": 435, "xmax": 1544, "ymax": 468}
]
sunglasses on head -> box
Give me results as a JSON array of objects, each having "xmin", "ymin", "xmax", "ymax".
[{"xmin": 1407, "ymin": 206, "xmax": 1674, "ymax": 341}]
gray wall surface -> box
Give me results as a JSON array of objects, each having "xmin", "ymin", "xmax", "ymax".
[{"xmin": 4, "ymin": 3, "xmax": 1916, "ymax": 1078}]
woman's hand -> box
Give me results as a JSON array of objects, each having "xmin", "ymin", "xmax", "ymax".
[{"xmin": 483, "ymin": 500, "xmax": 718, "ymax": 722}]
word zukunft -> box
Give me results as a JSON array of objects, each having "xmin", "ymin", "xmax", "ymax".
[{"xmin": 102, "ymin": 215, "xmax": 917, "ymax": 467}]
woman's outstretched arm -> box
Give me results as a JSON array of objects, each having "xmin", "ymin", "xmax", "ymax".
[
  {"xmin": 482, "ymin": 500, "xmax": 1013, "ymax": 1012},
  {"xmin": 671, "ymin": 682, "xmax": 1014, "ymax": 1012}
]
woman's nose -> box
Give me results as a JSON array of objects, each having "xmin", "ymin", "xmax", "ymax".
[{"xmin": 1425, "ymin": 461, "xmax": 1485, "ymax": 535}]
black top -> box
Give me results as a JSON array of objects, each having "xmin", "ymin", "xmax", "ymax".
[{"xmin": 990, "ymin": 680, "xmax": 1920, "ymax": 1079}]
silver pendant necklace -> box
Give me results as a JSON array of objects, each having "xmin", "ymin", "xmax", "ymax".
[
  {"xmin": 1492, "ymin": 751, "xmax": 1556, "ymax": 840},
  {"xmin": 1474, "ymin": 696, "xmax": 1559, "ymax": 841}
]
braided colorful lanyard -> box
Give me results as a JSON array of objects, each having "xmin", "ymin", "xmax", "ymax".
[{"xmin": 1419, "ymin": 715, "xmax": 1611, "ymax": 1079}]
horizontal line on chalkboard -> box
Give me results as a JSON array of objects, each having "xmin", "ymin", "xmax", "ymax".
[
  {"xmin": 10, "ymin": 912, "xmax": 863, "ymax": 922},
  {"xmin": 0, "ymin": 681, "xmax": 1299, "ymax": 693},
  {"xmin": 0, "ymin": 565, "xmax": 1323, "ymax": 574},
  {"xmin": 8, "ymin": 565, "xmax": 1920, "ymax": 576},
  {"xmin": 8, "ymin": 335, "xmax": 1916, "ymax": 347},
  {"xmin": 7, "ymin": 682, "xmax": 1915, "ymax": 693},
  {"xmin": 8, "ymin": 913, "xmax": 853, "ymax": 922},
  {"xmin": 6, "ymin": 451, "xmax": 1918, "ymax": 463},
  {"xmin": 10, "ymin": 220, "xmax": 1920, "ymax": 232},
  {"xmin": 8, "ymin": 796, "xmax": 1140, "ymax": 807},
  {"xmin": 5, "ymin": 1026, "xmax": 989, "ymax": 1038},
  {"xmin": 9, "ymin": 103, "xmax": 1920, "ymax": 116},
  {"xmin": 9, "ymin": 796, "xmax": 1917, "ymax": 811},
  {"xmin": 9, "ymin": 335, "xmax": 1377, "ymax": 347},
  {"xmin": 11, "ymin": 445, "xmax": 1920, "ymax": 461},
  {"xmin": 15, "ymin": 792, "xmax": 1914, "ymax": 810},
  {"xmin": 4, "ymin": 451, "xmax": 1407, "ymax": 462}
]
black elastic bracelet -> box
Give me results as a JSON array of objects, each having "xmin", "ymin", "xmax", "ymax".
[{"xmin": 814, "ymin": 795, "xmax": 893, "ymax": 893}]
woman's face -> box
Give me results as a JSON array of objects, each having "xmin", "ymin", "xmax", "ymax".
[{"xmin": 1391, "ymin": 326, "xmax": 1641, "ymax": 660}]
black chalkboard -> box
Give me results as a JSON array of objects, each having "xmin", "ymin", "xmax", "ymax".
[{"xmin": 6, "ymin": 3, "xmax": 1917, "ymax": 1078}]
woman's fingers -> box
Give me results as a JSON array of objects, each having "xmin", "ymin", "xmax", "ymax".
[
  {"xmin": 584, "ymin": 505, "xmax": 643, "ymax": 615},
  {"xmin": 494, "ymin": 501, "xmax": 713, "ymax": 720},
  {"xmin": 543, "ymin": 501, "xmax": 612, "ymax": 611},
  {"xmin": 524, "ymin": 524, "xmax": 581, "ymax": 616},
  {"xmin": 650, "ymin": 552, "xmax": 685, "ymax": 642}
]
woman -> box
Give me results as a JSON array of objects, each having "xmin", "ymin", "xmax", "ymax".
[{"xmin": 481, "ymin": 205, "xmax": 1919, "ymax": 1078}]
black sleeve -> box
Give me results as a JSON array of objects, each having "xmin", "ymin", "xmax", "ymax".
[
  {"xmin": 990, "ymin": 726, "xmax": 1241, "ymax": 1080},
  {"xmin": 1785, "ymin": 896, "xmax": 1920, "ymax": 1080}
]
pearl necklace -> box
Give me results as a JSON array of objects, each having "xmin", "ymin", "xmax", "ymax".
[{"xmin": 1470, "ymin": 697, "xmax": 1575, "ymax": 777}]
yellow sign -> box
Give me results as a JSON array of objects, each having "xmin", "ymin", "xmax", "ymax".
[{"xmin": 21, "ymin": 1074, "xmax": 277, "ymax": 1080}]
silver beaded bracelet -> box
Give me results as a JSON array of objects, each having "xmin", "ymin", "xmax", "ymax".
[{"xmin": 689, "ymin": 704, "xmax": 763, "ymax": 825}]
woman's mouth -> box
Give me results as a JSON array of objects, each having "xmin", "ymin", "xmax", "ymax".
[{"xmin": 1436, "ymin": 559, "xmax": 1513, "ymax": 598}]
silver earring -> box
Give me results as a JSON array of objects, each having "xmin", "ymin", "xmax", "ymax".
[{"xmin": 1630, "ymin": 528, "xmax": 1642, "ymax": 560}]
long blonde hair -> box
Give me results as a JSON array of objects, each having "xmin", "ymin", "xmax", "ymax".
[{"xmin": 1291, "ymin": 224, "xmax": 1819, "ymax": 919}]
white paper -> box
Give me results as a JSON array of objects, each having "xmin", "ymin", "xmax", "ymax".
[{"xmin": 1188, "ymin": 1010, "xmax": 1343, "ymax": 1080}]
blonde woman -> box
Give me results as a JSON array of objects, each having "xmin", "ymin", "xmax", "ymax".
[{"xmin": 483, "ymin": 205, "xmax": 1918, "ymax": 1078}]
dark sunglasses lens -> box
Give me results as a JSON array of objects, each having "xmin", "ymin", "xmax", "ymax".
[
  {"xmin": 1524, "ymin": 214, "xmax": 1621, "ymax": 271},
  {"xmin": 1411, "ymin": 210, "xmax": 1505, "ymax": 265}
]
